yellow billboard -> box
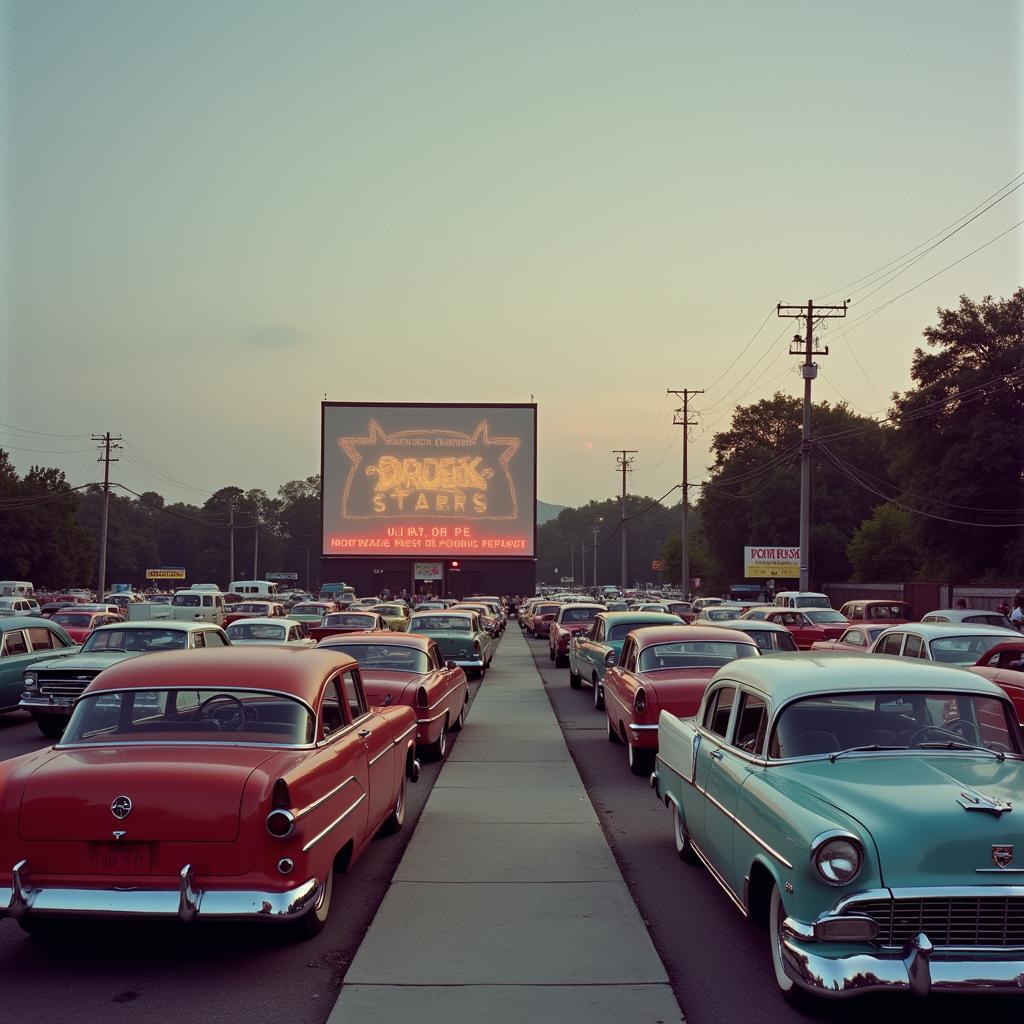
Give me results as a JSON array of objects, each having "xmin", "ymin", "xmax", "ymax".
[{"xmin": 743, "ymin": 547, "xmax": 800, "ymax": 579}]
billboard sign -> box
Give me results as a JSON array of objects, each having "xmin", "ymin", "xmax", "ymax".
[
  {"xmin": 265, "ymin": 572, "xmax": 299, "ymax": 581},
  {"xmin": 146, "ymin": 568, "xmax": 186, "ymax": 580},
  {"xmin": 743, "ymin": 546, "xmax": 800, "ymax": 579},
  {"xmin": 322, "ymin": 404, "xmax": 536, "ymax": 558},
  {"xmin": 413, "ymin": 562, "xmax": 443, "ymax": 580}
]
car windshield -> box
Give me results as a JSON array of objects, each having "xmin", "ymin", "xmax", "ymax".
[
  {"xmin": 965, "ymin": 614, "xmax": 1011, "ymax": 627},
  {"xmin": 227, "ymin": 623, "xmax": 287, "ymax": 642},
  {"xmin": 638, "ymin": 640, "xmax": 758, "ymax": 671},
  {"xmin": 62, "ymin": 688, "xmax": 315, "ymax": 745},
  {"xmin": 328, "ymin": 644, "xmax": 430, "ymax": 673},
  {"xmin": 325, "ymin": 613, "xmax": 375, "ymax": 627},
  {"xmin": 702, "ymin": 608, "xmax": 734, "ymax": 621},
  {"xmin": 53, "ymin": 613, "xmax": 93, "ymax": 627},
  {"xmin": 171, "ymin": 594, "xmax": 201, "ymax": 607},
  {"xmin": 770, "ymin": 691, "xmax": 1021, "ymax": 758},
  {"xmin": 410, "ymin": 615, "xmax": 472, "ymax": 632},
  {"xmin": 805, "ymin": 610, "xmax": 847, "ymax": 624},
  {"xmin": 235, "ymin": 603, "xmax": 270, "ymax": 614},
  {"xmin": 374, "ymin": 605, "xmax": 403, "ymax": 616},
  {"xmin": 82, "ymin": 628, "xmax": 188, "ymax": 653},
  {"xmin": 608, "ymin": 621, "xmax": 661, "ymax": 641},
  {"xmin": 292, "ymin": 604, "xmax": 324, "ymax": 614},
  {"xmin": 865, "ymin": 605, "xmax": 910, "ymax": 620},
  {"xmin": 536, "ymin": 605, "xmax": 559, "ymax": 615},
  {"xmin": 561, "ymin": 607, "xmax": 600, "ymax": 622},
  {"xmin": 794, "ymin": 596, "xmax": 831, "ymax": 609},
  {"xmin": 929, "ymin": 634, "xmax": 1011, "ymax": 665}
]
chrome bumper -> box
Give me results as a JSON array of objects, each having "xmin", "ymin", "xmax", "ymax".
[
  {"xmin": 781, "ymin": 921, "xmax": 1024, "ymax": 996},
  {"xmin": 452, "ymin": 658, "xmax": 484, "ymax": 669},
  {"xmin": 1, "ymin": 860, "xmax": 321, "ymax": 924},
  {"xmin": 19, "ymin": 696, "xmax": 75, "ymax": 715}
]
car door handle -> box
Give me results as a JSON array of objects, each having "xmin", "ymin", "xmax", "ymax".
[
  {"xmin": 710, "ymin": 749, "xmax": 724, "ymax": 760},
  {"xmin": 358, "ymin": 729, "xmax": 372, "ymax": 738}
]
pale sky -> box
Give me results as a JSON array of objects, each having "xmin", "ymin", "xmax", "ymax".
[{"xmin": 2, "ymin": 0, "xmax": 1021, "ymax": 509}]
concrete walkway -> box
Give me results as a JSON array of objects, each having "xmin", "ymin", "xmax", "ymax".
[{"xmin": 327, "ymin": 627, "xmax": 684, "ymax": 1024}]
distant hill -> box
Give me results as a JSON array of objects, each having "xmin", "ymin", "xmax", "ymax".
[{"xmin": 537, "ymin": 500, "xmax": 566, "ymax": 525}]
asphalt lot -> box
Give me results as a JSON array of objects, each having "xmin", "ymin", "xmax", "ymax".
[{"xmin": 526, "ymin": 632, "xmax": 1020, "ymax": 1024}]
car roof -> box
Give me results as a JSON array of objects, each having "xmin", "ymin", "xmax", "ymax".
[
  {"xmin": 2, "ymin": 616, "xmax": 68, "ymax": 630},
  {"xmin": 227, "ymin": 617, "xmax": 292, "ymax": 627},
  {"xmin": 86, "ymin": 646, "xmax": 354, "ymax": 702},
  {"xmin": 709, "ymin": 650, "xmax": 1008, "ymax": 703},
  {"xmin": 627, "ymin": 624, "xmax": 757, "ymax": 648},
  {"xmin": 94, "ymin": 620, "xmax": 218, "ymax": 632},
  {"xmin": 716, "ymin": 619, "xmax": 791, "ymax": 633},
  {"xmin": 599, "ymin": 611, "xmax": 681, "ymax": 624},
  {"xmin": 320, "ymin": 631, "xmax": 433, "ymax": 651},
  {"xmin": 875, "ymin": 621, "xmax": 1019, "ymax": 638}
]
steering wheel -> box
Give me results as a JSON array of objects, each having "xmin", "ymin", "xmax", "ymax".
[
  {"xmin": 196, "ymin": 693, "xmax": 246, "ymax": 732},
  {"xmin": 907, "ymin": 724, "xmax": 975, "ymax": 747}
]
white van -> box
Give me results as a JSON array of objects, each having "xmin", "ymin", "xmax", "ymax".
[
  {"xmin": 773, "ymin": 591, "xmax": 832, "ymax": 609},
  {"xmin": 171, "ymin": 588, "xmax": 227, "ymax": 625},
  {"xmin": 230, "ymin": 580, "xmax": 280, "ymax": 598},
  {"xmin": 0, "ymin": 581, "xmax": 34, "ymax": 598}
]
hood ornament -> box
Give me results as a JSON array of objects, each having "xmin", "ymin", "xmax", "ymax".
[
  {"xmin": 958, "ymin": 788, "xmax": 1012, "ymax": 817},
  {"xmin": 111, "ymin": 795, "xmax": 133, "ymax": 820},
  {"xmin": 993, "ymin": 845, "xmax": 1014, "ymax": 868}
]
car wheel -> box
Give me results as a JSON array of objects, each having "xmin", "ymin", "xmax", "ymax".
[
  {"xmin": 293, "ymin": 866, "xmax": 333, "ymax": 939},
  {"xmin": 593, "ymin": 675, "xmax": 604, "ymax": 710},
  {"xmin": 769, "ymin": 883, "xmax": 808, "ymax": 1004},
  {"xmin": 607, "ymin": 716, "xmax": 620, "ymax": 744},
  {"xmin": 628, "ymin": 741, "xmax": 654, "ymax": 776},
  {"xmin": 568, "ymin": 665, "xmax": 582, "ymax": 689},
  {"xmin": 671, "ymin": 800, "xmax": 697, "ymax": 863},
  {"xmin": 380, "ymin": 774, "xmax": 407, "ymax": 835},
  {"xmin": 424, "ymin": 719, "xmax": 448, "ymax": 762},
  {"xmin": 451, "ymin": 699, "xmax": 468, "ymax": 731},
  {"xmin": 34, "ymin": 716, "xmax": 65, "ymax": 739},
  {"xmin": 555, "ymin": 652, "xmax": 568, "ymax": 668}
]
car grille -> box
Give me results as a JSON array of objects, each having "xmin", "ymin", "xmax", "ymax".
[
  {"xmin": 848, "ymin": 895, "xmax": 1024, "ymax": 948},
  {"xmin": 37, "ymin": 671, "xmax": 100, "ymax": 697}
]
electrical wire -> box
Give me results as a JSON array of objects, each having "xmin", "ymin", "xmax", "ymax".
[
  {"xmin": 0, "ymin": 422, "xmax": 90, "ymax": 440},
  {"xmin": 112, "ymin": 483, "xmax": 257, "ymax": 529}
]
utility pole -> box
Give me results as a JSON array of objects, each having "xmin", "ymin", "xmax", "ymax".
[
  {"xmin": 92, "ymin": 432, "xmax": 122, "ymax": 598},
  {"xmin": 777, "ymin": 299, "xmax": 848, "ymax": 591},
  {"xmin": 613, "ymin": 450, "xmax": 636, "ymax": 590},
  {"xmin": 668, "ymin": 389, "xmax": 703, "ymax": 601},
  {"xmin": 570, "ymin": 543, "xmax": 575, "ymax": 584},
  {"xmin": 253, "ymin": 513, "xmax": 259, "ymax": 580},
  {"xmin": 228, "ymin": 498, "xmax": 235, "ymax": 585},
  {"xmin": 580, "ymin": 539, "xmax": 586, "ymax": 589},
  {"xmin": 592, "ymin": 519, "xmax": 600, "ymax": 590}
]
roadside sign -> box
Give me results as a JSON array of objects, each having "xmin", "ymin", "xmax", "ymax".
[
  {"xmin": 414, "ymin": 562, "xmax": 443, "ymax": 580},
  {"xmin": 145, "ymin": 568, "xmax": 186, "ymax": 580},
  {"xmin": 266, "ymin": 572, "xmax": 299, "ymax": 580},
  {"xmin": 651, "ymin": 560, "xmax": 664, "ymax": 571},
  {"xmin": 743, "ymin": 547, "xmax": 799, "ymax": 579}
]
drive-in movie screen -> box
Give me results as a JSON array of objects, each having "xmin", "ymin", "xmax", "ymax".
[{"xmin": 322, "ymin": 403, "xmax": 536, "ymax": 558}]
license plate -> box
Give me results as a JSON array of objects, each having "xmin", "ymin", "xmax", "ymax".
[{"xmin": 95, "ymin": 844, "xmax": 151, "ymax": 874}]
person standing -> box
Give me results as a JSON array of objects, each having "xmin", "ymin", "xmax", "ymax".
[{"xmin": 1011, "ymin": 595, "xmax": 1024, "ymax": 631}]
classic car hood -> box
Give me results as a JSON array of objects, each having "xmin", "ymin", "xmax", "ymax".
[
  {"xmin": 19, "ymin": 747, "xmax": 275, "ymax": 842},
  {"xmin": 779, "ymin": 755, "xmax": 1024, "ymax": 887},
  {"xmin": 30, "ymin": 651, "xmax": 140, "ymax": 673},
  {"xmin": 359, "ymin": 670, "xmax": 420, "ymax": 708}
]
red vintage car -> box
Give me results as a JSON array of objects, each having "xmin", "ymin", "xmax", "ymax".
[
  {"xmin": 47, "ymin": 609, "xmax": 121, "ymax": 644},
  {"xmin": 603, "ymin": 625, "xmax": 760, "ymax": 775},
  {"xmin": 306, "ymin": 611, "xmax": 389, "ymax": 642},
  {"xmin": 316, "ymin": 633, "xmax": 468, "ymax": 760},
  {"xmin": 526, "ymin": 602, "xmax": 561, "ymax": 638},
  {"xmin": 809, "ymin": 624, "xmax": 889, "ymax": 653},
  {"xmin": 837, "ymin": 599, "xmax": 914, "ymax": 626},
  {"xmin": 968, "ymin": 641, "xmax": 1024, "ymax": 725},
  {"xmin": 750, "ymin": 608, "xmax": 848, "ymax": 650},
  {"xmin": 548, "ymin": 603, "xmax": 606, "ymax": 666},
  {"xmin": 0, "ymin": 647, "xmax": 419, "ymax": 938},
  {"xmin": 222, "ymin": 601, "xmax": 286, "ymax": 627}
]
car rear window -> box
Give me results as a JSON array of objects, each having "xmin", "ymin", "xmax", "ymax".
[
  {"xmin": 326, "ymin": 644, "xmax": 430, "ymax": 673},
  {"xmin": 638, "ymin": 641, "xmax": 758, "ymax": 671},
  {"xmin": 63, "ymin": 689, "xmax": 315, "ymax": 745}
]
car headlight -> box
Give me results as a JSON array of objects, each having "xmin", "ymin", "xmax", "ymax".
[
  {"xmin": 23, "ymin": 672, "xmax": 37, "ymax": 690},
  {"xmin": 811, "ymin": 832, "xmax": 863, "ymax": 886}
]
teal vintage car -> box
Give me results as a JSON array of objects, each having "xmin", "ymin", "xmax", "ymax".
[
  {"xmin": 568, "ymin": 611, "xmax": 682, "ymax": 709},
  {"xmin": 0, "ymin": 618, "xmax": 79, "ymax": 712},
  {"xmin": 407, "ymin": 610, "xmax": 494, "ymax": 679},
  {"xmin": 652, "ymin": 653, "xmax": 1024, "ymax": 1002}
]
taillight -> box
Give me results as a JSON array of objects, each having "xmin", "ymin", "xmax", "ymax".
[
  {"xmin": 266, "ymin": 809, "xmax": 295, "ymax": 838},
  {"xmin": 634, "ymin": 688, "xmax": 647, "ymax": 714},
  {"xmin": 474, "ymin": 640, "xmax": 481, "ymax": 654},
  {"xmin": 416, "ymin": 686, "xmax": 429, "ymax": 709}
]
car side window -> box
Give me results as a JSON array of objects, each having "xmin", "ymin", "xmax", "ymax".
[
  {"xmin": 876, "ymin": 632, "xmax": 904, "ymax": 656},
  {"xmin": 625, "ymin": 641, "xmax": 638, "ymax": 672},
  {"xmin": 204, "ymin": 630, "xmax": 227, "ymax": 647},
  {"xmin": 321, "ymin": 678, "xmax": 345, "ymax": 738},
  {"xmin": 27, "ymin": 627, "xmax": 57, "ymax": 651},
  {"xmin": 2, "ymin": 630, "xmax": 28, "ymax": 657},
  {"xmin": 342, "ymin": 669, "xmax": 367, "ymax": 721},
  {"xmin": 846, "ymin": 629, "xmax": 864, "ymax": 647},
  {"xmin": 703, "ymin": 686, "xmax": 736, "ymax": 737},
  {"xmin": 191, "ymin": 631, "xmax": 206, "ymax": 648},
  {"xmin": 903, "ymin": 634, "xmax": 923, "ymax": 658},
  {"xmin": 430, "ymin": 643, "xmax": 443, "ymax": 668},
  {"xmin": 733, "ymin": 692, "xmax": 768, "ymax": 754}
]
